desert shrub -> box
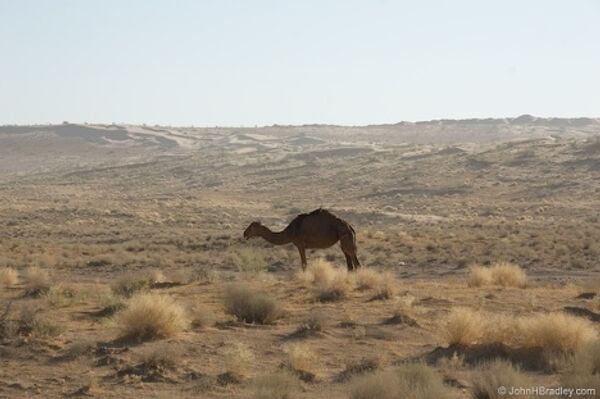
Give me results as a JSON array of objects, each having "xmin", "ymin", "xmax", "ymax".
[
  {"xmin": 252, "ymin": 370, "xmax": 299, "ymax": 399},
  {"xmin": 472, "ymin": 360, "xmax": 530, "ymax": 399},
  {"xmin": 18, "ymin": 306, "xmax": 63, "ymax": 338},
  {"xmin": 355, "ymin": 268, "xmax": 383, "ymax": 290},
  {"xmin": 223, "ymin": 284, "xmax": 282, "ymax": 324},
  {"xmin": 231, "ymin": 248, "xmax": 267, "ymax": 275},
  {"xmin": 115, "ymin": 293, "xmax": 189, "ymax": 339},
  {"xmin": 23, "ymin": 266, "xmax": 51, "ymax": 296},
  {"xmin": 283, "ymin": 343, "xmax": 317, "ymax": 377},
  {"xmin": 349, "ymin": 362, "xmax": 451, "ymax": 399},
  {"xmin": 445, "ymin": 307, "xmax": 486, "ymax": 346},
  {"xmin": 112, "ymin": 272, "xmax": 159, "ymax": 297},
  {"xmin": 467, "ymin": 262, "xmax": 527, "ymax": 288},
  {"xmin": 372, "ymin": 274, "xmax": 398, "ymax": 300},
  {"xmin": 339, "ymin": 355, "xmax": 386, "ymax": 381},
  {"xmin": 491, "ymin": 262, "xmax": 528, "ymax": 288},
  {"xmin": 299, "ymin": 311, "xmax": 328, "ymax": 333},
  {"xmin": 44, "ymin": 285, "xmax": 87, "ymax": 307},
  {"xmin": 467, "ymin": 265, "xmax": 492, "ymax": 287},
  {"xmin": 0, "ymin": 267, "xmax": 18, "ymax": 288},
  {"xmin": 140, "ymin": 344, "xmax": 181, "ymax": 369},
  {"xmin": 190, "ymin": 266, "xmax": 217, "ymax": 284},
  {"xmin": 560, "ymin": 340, "xmax": 600, "ymax": 398},
  {"xmin": 519, "ymin": 312, "xmax": 597, "ymax": 352},
  {"xmin": 297, "ymin": 259, "xmax": 337, "ymax": 287},
  {"xmin": 191, "ymin": 304, "xmax": 216, "ymax": 329},
  {"xmin": 316, "ymin": 274, "xmax": 350, "ymax": 302},
  {"xmin": 222, "ymin": 342, "xmax": 255, "ymax": 379},
  {"xmin": 445, "ymin": 308, "xmax": 597, "ymax": 352}
]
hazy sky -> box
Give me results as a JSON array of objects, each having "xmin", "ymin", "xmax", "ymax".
[{"xmin": 1, "ymin": 1, "xmax": 599, "ymax": 126}]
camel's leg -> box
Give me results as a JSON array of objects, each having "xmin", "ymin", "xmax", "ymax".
[
  {"xmin": 352, "ymin": 254, "xmax": 361, "ymax": 269},
  {"xmin": 340, "ymin": 234, "xmax": 358, "ymax": 271},
  {"xmin": 296, "ymin": 244, "xmax": 307, "ymax": 271},
  {"xmin": 343, "ymin": 253, "xmax": 353, "ymax": 271}
]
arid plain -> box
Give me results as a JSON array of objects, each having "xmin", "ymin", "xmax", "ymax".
[{"xmin": 1, "ymin": 117, "xmax": 600, "ymax": 398}]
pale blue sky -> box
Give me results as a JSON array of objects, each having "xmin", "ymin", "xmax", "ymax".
[{"xmin": 1, "ymin": 0, "xmax": 599, "ymax": 126}]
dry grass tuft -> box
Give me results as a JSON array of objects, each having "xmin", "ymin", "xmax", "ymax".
[
  {"xmin": 355, "ymin": 268, "xmax": 383, "ymax": 290},
  {"xmin": 467, "ymin": 265, "xmax": 492, "ymax": 287},
  {"xmin": 560, "ymin": 340, "xmax": 600, "ymax": 397},
  {"xmin": 372, "ymin": 273, "xmax": 398, "ymax": 300},
  {"xmin": 116, "ymin": 293, "xmax": 189, "ymax": 339},
  {"xmin": 349, "ymin": 362, "xmax": 451, "ymax": 399},
  {"xmin": 252, "ymin": 369, "xmax": 299, "ymax": 399},
  {"xmin": 223, "ymin": 284, "xmax": 282, "ymax": 324},
  {"xmin": 231, "ymin": 248, "xmax": 267, "ymax": 275},
  {"xmin": 445, "ymin": 308, "xmax": 597, "ymax": 352},
  {"xmin": 445, "ymin": 307, "xmax": 486, "ymax": 346},
  {"xmin": 23, "ymin": 266, "xmax": 52, "ymax": 296},
  {"xmin": 112, "ymin": 272, "xmax": 154, "ymax": 297},
  {"xmin": 0, "ymin": 267, "xmax": 18, "ymax": 288},
  {"xmin": 283, "ymin": 343, "xmax": 318, "ymax": 378},
  {"xmin": 519, "ymin": 312, "xmax": 597, "ymax": 352},
  {"xmin": 472, "ymin": 359, "xmax": 530, "ymax": 399},
  {"xmin": 316, "ymin": 274, "xmax": 350, "ymax": 302},
  {"xmin": 223, "ymin": 342, "xmax": 255, "ymax": 379},
  {"xmin": 467, "ymin": 262, "xmax": 527, "ymax": 288}
]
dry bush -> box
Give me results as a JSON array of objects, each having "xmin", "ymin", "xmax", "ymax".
[
  {"xmin": 472, "ymin": 359, "xmax": 530, "ymax": 399},
  {"xmin": 18, "ymin": 305, "xmax": 63, "ymax": 338},
  {"xmin": 355, "ymin": 268, "xmax": 383, "ymax": 290},
  {"xmin": 339, "ymin": 355, "xmax": 386, "ymax": 382},
  {"xmin": 317, "ymin": 274, "xmax": 350, "ymax": 302},
  {"xmin": 223, "ymin": 342, "xmax": 255, "ymax": 379},
  {"xmin": 560, "ymin": 340, "xmax": 600, "ymax": 398},
  {"xmin": 191, "ymin": 304, "xmax": 216, "ymax": 329},
  {"xmin": 445, "ymin": 308, "xmax": 597, "ymax": 352},
  {"xmin": 0, "ymin": 267, "xmax": 18, "ymax": 288},
  {"xmin": 306, "ymin": 258, "xmax": 338, "ymax": 287},
  {"xmin": 112, "ymin": 273, "xmax": 153, "ymax": 297},
  {"xmin": 44, "ymin": 284, "xmax": 87, "ymax": 307},
  {"xmin": 467, "ymin": 265, "xmax": 492, "ymax": 287},
  {"xmin": 223, "ymin": 284, "xmax": 282, "ymax": 324},
  {"xmin": 284, "ymin": 343, "xmax": 318, "ymax": 376},
  {"xmin": 115, "ymin": 293, "xmax": 189, "ymax": 339},
  {"xmin": 519, "ymin": 312, "xmax": 597, "ymax": 352},
  {"xmin": 467, "ymin": 262, "xmax": 527, "ymax": 288},
  {"xmin": 252, "ymin": 369, "xmax": 299, "ymax": 399},
  {"xmin": 372, "ymin": 273, "xmax": 398, "ymax": 300},
  {"xmin": 445, "ymin": 307, "xmax": 486, "ymax": 346},
  {"xmin": 491, "ymin": 262, "xmax": 528, "ymax": 288},
  {"xmin": 140, "ymin": 344, "xmax": 181, "ymax": 370},
  {"xmin": 299, "ymin": 311, "xmax": 328, "ymax": 333},
  {"xmin": 231, "ymin": 248, "xmax": 267, "ymax": 275},
  {"xmin": 23, "ymin": 266, "xmax": 52, "ymax": 296},
  {"xmin": 349, "ymin": 362, "xmax": 451, "ymax": 399}
]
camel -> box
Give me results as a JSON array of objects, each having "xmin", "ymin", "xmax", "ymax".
[{"xmin": 243, "ymin": 208, "xmax": 361, "ymax": 271}]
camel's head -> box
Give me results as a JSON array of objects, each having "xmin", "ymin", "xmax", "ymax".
[{"xmin": 243, "ymin": 221, "xmax": 263, "ymax": 240}]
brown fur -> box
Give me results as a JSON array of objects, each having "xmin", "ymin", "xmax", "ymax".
[{"xmin": 243, "ymin": 209, "xmax": 361, "ymax": 271}]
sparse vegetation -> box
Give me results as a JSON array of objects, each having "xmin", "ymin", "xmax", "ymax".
[
  {"xmin": 23, "ymin": 266, "xmax": 51, "ymax": 296},
  {"xmin": 472, "ymin": 360, "xmax": 530, "ymax": 399},
  {"xmin": 468, "ymin": 262, "xmax": 528, "ymax": 288},
  {"xmin": 222, "ymin": 342, "xmax": 255, "ymax": 380},
  {"xmin": 231, "ymin": 248, "xmax": 267, "ymax": 275},
  {"xmin": 0, "ymin": 267, "xmax": 18, "ymax": 288},
  {"xmin": 223, "ymin": 284, "xmax": 282, "ymax": 324},
  {"xmin": 349, "ymin": 362, "xmax": 452, "ymax": 399},
  {"xmin": 445, "ymin": 308, "xmax": 597, "ymax": 352},
  {"xmin": 355, "ymin": 268, "xmax": 383, "ymax": 290},
  {"xmin": 252, "ymin": 370, "xmax": 299, "ymax": 399},
  {"xmin": 115, "ymin": 293, "xmax": 189, "ymax": 339}
]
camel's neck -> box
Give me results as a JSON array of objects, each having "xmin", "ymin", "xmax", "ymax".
[{"xmin": 256, "ymin": 225, "xmax": 293, "ymax": 245}]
